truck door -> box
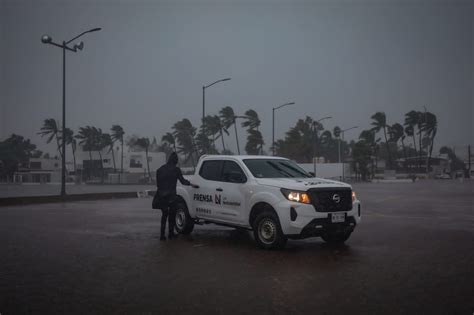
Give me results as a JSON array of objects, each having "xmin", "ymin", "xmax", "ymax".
[
  {"xmin": 193, "ymin": 160, "xmax": 224, "ymax": 220},
  {"xmin": 215, "ymin": 160, "xmax": 248, "ymax": 224}
]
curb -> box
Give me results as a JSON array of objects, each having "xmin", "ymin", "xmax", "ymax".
[{"xmin": 0, "ymin": 192, "xmax": 146, "ymax": 207}]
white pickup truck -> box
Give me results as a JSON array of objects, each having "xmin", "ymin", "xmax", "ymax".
[{"xmin": 174, "ymin": 155, "xmax": 361, "ymax": 249}]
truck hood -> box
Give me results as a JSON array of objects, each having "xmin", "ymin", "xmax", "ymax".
[{"xmin": 255, "ymin": 177, "xmax": 351, "ymax": 190}]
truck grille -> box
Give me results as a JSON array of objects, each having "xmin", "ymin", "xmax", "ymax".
[{"xmin": 307, "ymin": 188, "xmax": 352, "ymax": 212}]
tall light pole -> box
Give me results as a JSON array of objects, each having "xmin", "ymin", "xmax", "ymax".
[
  {"xmin": 272, "ymin": 102, "xmax": 295, "ymax": 156},
  {"xmin": 312, "ymin": 116, "xmax": 332, "ymax": 175},
  {"xmin": 41, "ymin": 27, "xmax": 101, "ymax": 197},
  {"xmin": 340, "ymin": 126, "xmax": 358, "ymax": 181},
  {"xmin": 202, "ymin": 78, "xmax": 231, "ymax": 120}
]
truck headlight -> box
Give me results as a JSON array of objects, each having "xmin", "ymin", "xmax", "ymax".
[
  {"xmin": 281, "ymin": 188, "xmax": 311, "ymax": 204},
  {"xmin": 352, "ymin": 191, "xmax": 357, "ymax": 203}
]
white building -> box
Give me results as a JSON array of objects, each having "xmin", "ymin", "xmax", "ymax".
[{"xmin": 75, "ymin": 145, "xmax": 166, "ymax": 183}]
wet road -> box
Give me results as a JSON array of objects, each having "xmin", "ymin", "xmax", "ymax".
[{"xmin": 1, "ymin": 180, "xmax": 473, "ymax": 314}]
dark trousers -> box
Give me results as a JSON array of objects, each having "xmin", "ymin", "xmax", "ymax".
[{"xmin": 160, "ymin": 198, "xmax": 176, "ymax": 237}]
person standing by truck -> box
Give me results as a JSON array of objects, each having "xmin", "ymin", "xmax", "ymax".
[{"xmin": 155, "ymin": 152, "xmax": 191, "ymax": 241}]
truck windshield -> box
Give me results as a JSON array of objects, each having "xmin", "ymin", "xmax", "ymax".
[{"xmin": 243, "ymin": 159, "xmax": 311, "ymax": 178}]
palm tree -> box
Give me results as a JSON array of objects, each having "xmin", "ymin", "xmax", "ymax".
[
  {"xmin": 371, "ymin": 112, "xmax": 392, "ymax": 169},
  {"xmin": 111, "ymin": 125, "xmax": 125, "ymax": 176},
  {"xmin": 404, "ymin": 111, "xmax": 418, "ymax": 153},
  {"xmin": 101, "ymin": 133, "xmax": 116, "ymax": 172},
  {"xmin": 75, "ymin": 126, "xmax": 96, "ymax": 179},
  {"xmin": 242, "ymin": 109, "xmax": 261, "ymax": 130},
  {"xmin": 421, "ymin": 111, "xmax": 438, "ymax": 172},
  {"xmin": 359, "ymin": 129, "xmax": 379, "ymax": 176},
  {"xmin": 134, "ymin": 137, "xmax": 152, "ymax": 182},
  {"xmin": 162, "ymin": 132, "xmax": 177, "ymax": 152},
  {"xmin": 91, "ymin": 127, "xmax": 106, "ymax": 182},
  {"xmin": 219, "ymin": 106, "xmax": 241, "ymax": 154},
  {"xmin": 195, "ymin": 129, "xmax": 217, "ymax": 156},
  {"xmin": 172, "ymin": 119, "xmax": 197, "ymax": 165},
  {"xmin": 38, "ymin": 118, "xmax": 63, "ymax": 158},
  {"xmin": 390, "ymin": 123, "xmax": 407, "ymax": 168},
  {"xmin": 201, "ymin": 115, "xmax": 224, "ymax": 151},
  {"xmin": 245, "ymin": 129, "xmax": 264, "ymax": 155},
  {"xmin": 62, "ymin": 128, "xmax": 77, "ymax": 175},
  {"xmin": 242, "ymin": 109, "xmax": 263, "ymax": 154}
]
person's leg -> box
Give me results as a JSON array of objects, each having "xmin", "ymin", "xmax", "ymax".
[
  {"xmin": 160, "ymin": 207, "xmax": 169, "ymax": 240},
  {"xmin": 168, "ymin": 200, "xmax": 177, "ymax": 238}
]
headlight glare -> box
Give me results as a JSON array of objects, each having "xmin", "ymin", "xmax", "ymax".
[
  {"xmin": 281, "ymin": 188, "xmax": 311, "ymax": 204},
  {"xmin": 352, "ymin": 191, "xmax": 357, "ymax": 203}
]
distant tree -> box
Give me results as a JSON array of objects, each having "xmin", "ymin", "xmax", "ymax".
[
  {"xmin": 389, "ymin": 123, "xmax": 407, "ymax": 168},
  {"xmin": 242, "ymin": 110, "xmax": 263, "ymax": 155},
  {"xmin": 404, "ymin": 110, "xmax": 419, "ymax": 159},
  {"xmin": 172, "ymin": 119, "xmax": 197, "ymax": 165},
  {"xmin": 201, "ymin": 115, "xmax": 228, "ymax": 152},
  {"xmin": 62, "ymin": 128, "xmax": 77, "ymax": 174},
  {"xmin": 38, "ymin": 118, "xmax": 63, "ymax": 158},
  {"xmin": 245, "ymin": 129, "xmax": 264, "ymax": 155},
  {"xmin": 421, "ymin": 112, "xmax": 438, "ymax": 172},
  {"xmin": 162, "ymin": 132, "xmax": 177, "ymax": 152},
  {"xmin": 91, "ymin": 127, "xmax": 106, "ymax": 182},
  {"xmin": 359, "ymin": 129, "xmax": 379, "ymax": 175},
  {"xmin": 195, "ymin": 129, "xmax": 217, "ymax": 156},
  {"xmin": 371, "ymin": 112, "xmax": 392, "ymax": 168},
  {"xmin": 101, "ymin": 133, "xmax": 116, "ymax": 173},
  {"xmin": 75, "ymin": 126, "xmax": 95, "ymax": 179},
  {"xmin": 220, "ymin": 106, "xmax": 242, "ymax": 155},
  {"xmin": 241, "ymin": 109, "xmax": 261, "ymax": 130},
  {"xmin": 0, "ymin": 134, "xmax": 37, "ymax": 181},
  {"xmin": 274, "ymin": 116, "xmax": 315, "ymax": 162},
  {"xmin": 352, "ymin": 140, "xmax": 372, "ymax": 181}
]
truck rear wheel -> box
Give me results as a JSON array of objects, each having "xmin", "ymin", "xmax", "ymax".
[
  {"xmin": 253, "ymin": 210, "xmax": 287, "ymax": 249},
  {"xmin": 175, "ymin": 201, "xmax": 194, "ymax": 235}
]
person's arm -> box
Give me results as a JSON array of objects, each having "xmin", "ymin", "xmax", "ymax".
[{"xmin": 177, "ymin": 168, "xmax": 191, "ymax": 186}]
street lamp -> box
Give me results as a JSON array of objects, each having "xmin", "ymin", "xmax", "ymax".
[
  {"xmin": 312, "ymin": 116, "xmax": 332, "ymax": 175},
  {"xmin": 202, "ymin": 77, "xmax": 231, "ymax": 120},
  {"xmin": 41, "ymin": 27, "xmax": 101, "ymax": 197},
  {"xmin": 339, "ymin": 126, "xmax": 358, "ymax": 181},
  {"xmin": 272, "ymin": 102, "xmax": 295, "ymax": 156}
]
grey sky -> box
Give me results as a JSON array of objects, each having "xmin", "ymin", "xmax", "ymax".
[{"xmin": 1, "ymin": 0, "xmax": 472, "ymax": 156}]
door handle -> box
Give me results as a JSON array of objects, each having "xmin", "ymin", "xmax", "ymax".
[{"xmin": 216, "ymin": 188, "xmax": 223, "ymax": 192}]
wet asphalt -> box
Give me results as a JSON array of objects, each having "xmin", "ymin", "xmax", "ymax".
[{"xmin": 0, "ymin": 180, "xmax": 473, "ymax": 314}]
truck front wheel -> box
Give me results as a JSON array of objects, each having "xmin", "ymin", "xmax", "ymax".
[
  {"xmin": 175, "ymin": 201, "xmax": 194, "ymax": 235},
  {"xmin": 253, "ymin": 211, "xmax": 287, "ymax": 249}
]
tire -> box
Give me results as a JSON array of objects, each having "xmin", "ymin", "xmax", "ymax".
[
  {"xmin": 252, "ymin": 210, "xmax": 287, "ymax": 249},
  {"xmin": 321, "ymin": 231, "xmax": 351, "ymax": 245},
  {"xmin": 175, "ymin": 201, "xmax": 194, "ymax": 235}
]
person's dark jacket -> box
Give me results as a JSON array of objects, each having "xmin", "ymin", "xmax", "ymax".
[{"xmin": 156, "ymin": 153, "xmax": 190, "ymax": 198}]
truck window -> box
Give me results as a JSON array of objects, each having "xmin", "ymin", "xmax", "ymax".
[
  {"xmin": 199, "ymin": 160, "xmax": 224, "ymax": 181},
  {"xmin": 243, "ymin": 159, "xmax": 311, "ymax": 178},
  {"xmin": 222, "ymin": 161, "xmax": 247, "ymax": 183}
]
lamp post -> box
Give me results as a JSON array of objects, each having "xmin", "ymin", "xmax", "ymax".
[
  {"xmin": 202, "ymin": 78, "xmax": 231, "ymax": 120},
  {"xmin": 272, "ymin": 102, "xmax": 295, "ymax": 156},
  {"xmin": 41, "ymin": 27, "xmax": 101, "ymax": 197},
  {"xmin": 312, "ymin": 116, "xmax": 332, "ymax": 175},
  {"xmin": 340, "ymin": 126, "xmax": 358, "ymax": 181}
]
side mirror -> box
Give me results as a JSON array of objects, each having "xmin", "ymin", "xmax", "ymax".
[{"xmin": 228, "ymin": 171, "xmax": 245, "ymax": 183}]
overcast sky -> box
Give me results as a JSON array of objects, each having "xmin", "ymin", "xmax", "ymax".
[{"xmin": 1, "ymin": 0, "xmax": 472, "ymax": 156}]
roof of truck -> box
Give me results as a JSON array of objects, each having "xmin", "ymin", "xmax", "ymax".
[{"xmin": 199, "ymin": 155, "xmax": 289, "ymax": 161}]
